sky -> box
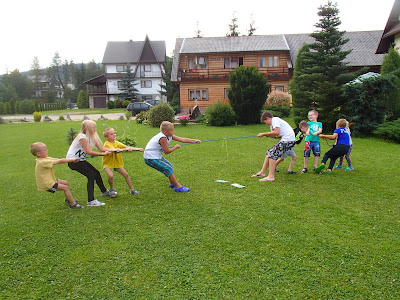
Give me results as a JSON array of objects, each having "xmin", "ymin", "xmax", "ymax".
[{"xmin": 0, "ymin": 0, "xmax": 395, "ymax": 74}]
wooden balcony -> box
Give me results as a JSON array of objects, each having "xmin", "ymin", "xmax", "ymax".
[{"xmin": 179, "ymin": 68, "xmax": 292, "ymax": 82}]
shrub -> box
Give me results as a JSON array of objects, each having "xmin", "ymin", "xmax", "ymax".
[
  {"xmin": 373, "ymin": 118, "xmax": 400, "ymax": 143},
  {"xmin": 0, "ymin": 102, "xmax": 4, "ymax": 115},
  {"xmin": 66, "ymin": 127, "xmax": 78, "ymax": 145},
  {"xmin": 59, "ymin": 115, "xmax": 65, "ymax": 121},
  {"xmin": 148, "ymin": 103, "xmax": 175, "ymax": 127},
  {"xmin": 33, "ymin": 111, "xmax": 42, "ymax": 122},
  {"xmin": 120, "ymin": 134, "xmax": 136, "ymax": 147},
  {"xmin": 19, "ymin": 99, "xmax": 35, "ymax": 114},
  {"xmin": 77, "ymin": 90, "xmax": 89, "ymax": 109},
  {"xmin": 205, "ymin": 103, "xmax": 236, "ymax": 126},
  {"xmin": 122, "ymin": 100, "xmax": 131, "ymax": 108},
  {"xmin": 106, "ymin": 100, "xmax": 115, "ymax": 109},
  {"xmin": 178, "ymin": 115, "xmax": 190, "ymax": 126},
  {"xmin": 170, "ymin": 94, "xmax": 181, "ymax": 114},
  {"xmin": 125, "ymin": 111, "xmax": 131, "ymax": 120},
  {"xmin": 267, "ymin": 91, "xmax": 291, "ymax": 106},
  {"xmin": 115, "ymin": 100, "xmax": 124, "ymax": 108},
  {"xmin": 263, "ymin": 105, "xmax": 291, "ymax": 118},
  {"xmin": 136, "ymin": 110, "xmax": 149, "ymax": 124}
]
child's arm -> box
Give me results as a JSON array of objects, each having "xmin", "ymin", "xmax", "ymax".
[
  {"xmin": 319, "ymin": 133, "xmax": 338, "ymax": 140},
  {"xmin": 53, "ymin": 158, "xmax": 79, "ymax": 165},
  {"xmin": 82, "ymin": 139, "xmax": 111, "ymax": 156},
  {"xmin": 123, "ymin": 146, "xmax": 144, "ymax": 152},
  {"xmin": 257, "ymin": 127, "xmax": 280, "ymax": 138},
  {"xmin": 172, "ymin": 135, "xmax": 201, "ymax": 144},
  {"xmin": 159, "ymin": 137, "xmax": 180, "ymax": 154},
  {"xmin": 313, "ymin": 127, "xmax": 323, "ymax": 136}
]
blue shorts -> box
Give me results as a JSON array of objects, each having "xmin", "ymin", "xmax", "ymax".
[
  {"xmin": 144, "ymin": 157, "xmax": 174, "ymax": 177},
  {"xmin": 304, "ymin": 141, "xmax": 320, "ymax": 157}
]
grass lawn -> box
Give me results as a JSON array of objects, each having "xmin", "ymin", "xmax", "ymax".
[{"xmin": 0, "ymin": 119, "xmax": 399, "ymax": 298}]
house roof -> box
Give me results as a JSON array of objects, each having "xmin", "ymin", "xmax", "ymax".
[
  {"xmin": 171, "ymin": 31, "xmax": 385, "ymax": 81},
  {"xmin": 102, "ymin": 38, "xmax": 166, "ymax": 64},
  {"xmin": 376, "ymin": 0, "xmax": 400, "ymax": 53}
]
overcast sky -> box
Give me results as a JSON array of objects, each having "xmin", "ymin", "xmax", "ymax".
[{"xmin": 0, "ymin": 0, "xmax": 395, "ymax": 74}]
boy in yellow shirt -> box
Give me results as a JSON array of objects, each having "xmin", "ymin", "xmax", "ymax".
[
  {"xmin": 102, "ymin": 128, "xmax": 144, "ymax": 197},
  {"xmin": 30, "ymin": 142, "xmax": 82, "ymax": 208}
]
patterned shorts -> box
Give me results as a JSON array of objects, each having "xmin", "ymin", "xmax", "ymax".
[
  {"xmin": 266, "ymin": 141, "xmax": 295, "ymax": 160},
  {"xmin": 144, "ymin": 157, "xmax": 174, "ymax": 177}
]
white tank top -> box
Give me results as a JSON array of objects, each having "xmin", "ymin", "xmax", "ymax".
[
  {"xmin": 143, "ymin": 132, "xmax": 172, "ymax": 159},
  {"xmin": 66, "ymin": 133, "xmax": 94, "ymax": 159}
]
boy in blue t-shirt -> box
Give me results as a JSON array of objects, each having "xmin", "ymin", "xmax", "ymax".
[
  {"xmin": 301, "ymin": 109, "xmax": 322, "ymax": 173},
  {"xmin": 314, "ymin": 119, "xmax": 351, "ymax": 174}
]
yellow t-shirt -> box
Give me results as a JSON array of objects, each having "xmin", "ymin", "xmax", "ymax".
[
  {"xmin": 102, "ymin": 140, "xmax": 126, "ymax": 169},
  {"xmin": 35, "ymin": 157, "xmax": 57, "ymax": 191}
]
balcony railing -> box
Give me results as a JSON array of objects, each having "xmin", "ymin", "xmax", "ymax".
[
  {"xmin": 179, "ymin": 68, "xmax": 291, "ymax": 81},
  {"xmin": 139, "ymin": 71, "xmax": 162, "ymax": 78}
]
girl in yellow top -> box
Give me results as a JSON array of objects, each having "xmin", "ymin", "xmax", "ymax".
[{"xmin": 102, "ymin": 128, "xmax": 144, "ymax": 197}]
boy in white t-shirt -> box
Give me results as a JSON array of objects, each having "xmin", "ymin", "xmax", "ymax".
[
  {"xmin": 251, "ymin": 112, "xmax": 295, "ymax": 182},
  {"xmin": 144, "ymin": 121, "xmax": 201, "ymax": 192}
]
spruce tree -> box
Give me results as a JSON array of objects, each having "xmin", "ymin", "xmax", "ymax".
[
  {"xmin": 290, "ymin": 1, "xmax": 362, "ymax": 130},
  {"xmin": 380, "ymin": 48, "xmax": 400, "ymax": 119},
  {"xmin": 119, "ymin": 64, "xmax": 138, "ymax": 101}
]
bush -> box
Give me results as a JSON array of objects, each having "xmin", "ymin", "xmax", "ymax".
[
  {"xmin": 59, "ymin": 115, "xmax": 65, "ymax": 121},
  {"xmin": 66, "ymin": 127, "xmax": 78, "ymax": 145},
  {"xmin": 170, "ymin": 94, "xmax": 180, "ymax": 114},
  {"xmin": 77, "ymin": 90, "xmax": 89, "ymax": 109},
  {"xmin": 33, "ymin": 111, "xmax": 42, "ymax": 122},
  {"xmin": 205, "ymin": 103, "xmax": 236, "ymax": 126},
  {"xmin": 267, "ymin": 91, "xmax": 291, "ymax": 106},
  {"xmin": 148, "ymin": 103, "xmax": 175, "ymax": 127},
  {"xmin": 19, "ymin": 99, "xmax": 35, "ymax": 114},
  {"xmin": 125, "ymin": 111, "xmax": 131, "ymax": 120},
  {"xmin": 263, "ymin": 105, "xmax": 291, "ymax": 118},
  {"xmin": 122, "ymin": 100, "xmax": 131, "ymax": 108},
  {"xmin": 120, "ymin": 134, "xmax": 136, "ymax": 147},
  {"xmin": 136, "ymin": 110, "xmax": 149, "ymax": 124},
  {"xmin": 115, "ymin": 100, "xmax": 124, "ymax": 108},
  {"xmin": 373, "ymin": 118, "xmax": 400, "ymax": 143},
  {"xmin": 0, "ymin": 102, "xmax": 4, "ymax": 115},
  {"xmin": 106, "ymin": 100, "xmax": 115, "ymax": 109}
]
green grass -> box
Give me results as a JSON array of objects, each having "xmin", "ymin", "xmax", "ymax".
[
  {"xmin": 1, "ymin": 120, "xmax": 399, "ymax": 298},
  {"xmin": 5, "ymin": 108, "xmax": 125, "ymax": 116}
]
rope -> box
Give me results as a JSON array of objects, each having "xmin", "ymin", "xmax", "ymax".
[
  {"xmin": 80, "ymin": 149, "xmax": 140, "ymax": 160},
  {"xmin": 179, "ymin": 135, "xmax": 258, "ymax": 146}
]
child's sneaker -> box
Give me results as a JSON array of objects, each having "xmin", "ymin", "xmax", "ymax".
[
  {"xmin": 109, "ymin": 189, "xmax": 117, "ymax": 198},
  {"xmin": 333, "ymin": 165, "xmax": 343, "ymax": 169},
  {"xmin": 87, "ymin": 199, "xmax": 105, "ymax": 206},
  {"xmin": 345, "ymin": 166, "xmax": 354, "ymax": 171},
  {"xmin": 174, "ymin": 186, "xmax": 190, "ymax": 192},
  {"xmin": 168, "ymin": 184, "xmax": 175, "ymax": 188},
  {"xmin": 130, "ymin": 189, "xmax": 140, "ymax": 195},
  {"xmin": 314, "ymin": 164, "xmax": 326, "ymax": 173},
  {"xmin": 101, "ymin": 190, "xmax": 112, "ymax": 196}
]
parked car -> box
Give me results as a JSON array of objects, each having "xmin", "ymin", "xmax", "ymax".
[
  {"xmin": 126, "ymin": 102, "xmax": 153, "ymax": 116},
  {"xmin": 145, "ymin": 99, "xmax": 160, "ymax": 106}
]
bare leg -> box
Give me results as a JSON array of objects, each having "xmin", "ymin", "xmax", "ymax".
[
  {"xmin": 252, "ymin": 156, "xmax": 269, "ymax": 177},
  {"xmin": 57, "ymin": 179, "xmax": 77, "ymax": 206},
  {"xmin": 104, "ymin": 168, "xmax": 114, "ymax": 190},
  {"xmin": 314, "ymin": 156, "xmax": 320, "ymax": 168},
  {"xmin": 288, "ymin": 156, "xmax": 297, "ymax": 172},
  {"xmin": 260, "ymin": 158, "xmax": 276, "ymax": 181},
  {"xmin": 303, "ymin": 156, "xmax": 309, "ymax": 169},
  {"xmin": 116, "ymin": 168, "xmax": 135, "ymax": 191},
  {"xmin": 168, "ymin": 173, "xmax": 182, "ymax": 189}
]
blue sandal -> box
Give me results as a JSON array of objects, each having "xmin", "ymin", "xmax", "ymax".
[
  {"xmin": 69, "ymin": 201, "xmax": 83, "ymax": 209},
  {"xmin": 174, "ymin": 186, "xmax": 190, "ymax": 192}
]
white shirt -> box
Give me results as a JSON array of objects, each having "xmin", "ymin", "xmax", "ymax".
[
  {"xmin": 144, "ymin": 132, "xmax": 172, "ymax": 159},
  {"xmin": 270, "ymin": 117, "xmax": 295, "ymax": 142},
  {"xmin": 66, "ymin": 133, "xmax": 93, "ymax": 159}
]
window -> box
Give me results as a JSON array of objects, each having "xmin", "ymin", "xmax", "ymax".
[
  {"xmin": 143, "ymin": 95, "xmax": 153, "ymax": 100},
  {"xmin": 199, "ymin": 57, "xmax": 207, "ymax": 69},
  {"xmin": 259, "ymin": 57, "xmax": 266, "ymax": 68},
  {"xmin": 144, "ymin": 65, "xmax": 151, "ymax": 72},
  {"xmin": 224, "ymin": 57, "xmax": 243, "ymax": 69},
  {"xmin": 189, "ymin": 89, "xmax": 208, "ymax": 100},
  {"xmin": 141, "ymin": 80, "xmax": 152, "ymax": 88},
  {"xmin": 275, "ymin": 86, "xmax": 284, "ymax": 92},
  {"xmin": 224, "ymin": 88, "xmax": 230, "ymax": 100},
  {"xmin": 117, "ymin": 81, "xmax": 124, "ymax": 89},
  {"xmin": 268, "ymin": 56, "xmax": 279, "ymax": 67},
  {"xmin": 116, "ymin": 65, "xmax": 127, "ymax": 72}
]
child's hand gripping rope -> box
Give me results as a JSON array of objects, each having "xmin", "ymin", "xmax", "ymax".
[{"xmin": 80, "ymin": 149, "xmax": 142, "ymax": 161}]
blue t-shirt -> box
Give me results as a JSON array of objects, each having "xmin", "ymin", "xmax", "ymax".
[{"xmin": 334, "ymin": 128, "xmax": 351, "ymax": 146}]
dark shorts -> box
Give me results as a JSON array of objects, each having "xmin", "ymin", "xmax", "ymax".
[
  {"xmin": 304, "ymin": 141, "xmax": 321, "ymax": 157},
  {"xmin": 47, "ymin": 182, "xmax": 58, "ymax": 193},
  {"xmin": 266, "ymin": 141, "xmax": 295, "ymax": 161},
  {"xmin": 144, "ymin": 157, "xmax": 174, "ymax": 177}
]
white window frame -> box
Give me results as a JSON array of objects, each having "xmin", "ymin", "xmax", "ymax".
[
  {"xmin": 141, "ymin": 80, "xmax": 152, "ymax": 88},
  {"xmin": 116, "ymin": 65, "xmax": 127, "ymax": 72}
]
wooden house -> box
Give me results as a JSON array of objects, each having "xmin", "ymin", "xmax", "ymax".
[
  {"xmin": 376, "ymin": 0, "xmax": 400, "ymax": 54},
  {"xmin": 85, "ymin": 35, "xmax": 166, "ymax": 108},
  {"xmin": 171, "ymin": 31, "xmax": 385, "ymax": 111}
]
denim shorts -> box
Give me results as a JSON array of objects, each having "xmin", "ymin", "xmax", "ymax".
[
  {"xmin": 144, "ymin": 157, "xmax": 174, "ymax": 177},
  {"xmin": 304, "ymin": 141, "xmax": 321, "ymax": 157}
]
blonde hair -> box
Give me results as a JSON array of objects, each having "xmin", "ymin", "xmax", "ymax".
[
  {"xmin": 73, "ymin": 120, "xmax": 101, "ymax": 147},
  {"xmin": 103, "ymin": 127, "xmax": 114, "ymax": 137},
  {"xmin": 30, "ymin": 142, "xmax": 45, "ymax": 156},
  {"xmin": 160, "ymin": 121, "xmax": 174, "ymax": 132},
  {"xmin": 308, "ymin": 109, "xmax": 318, "ymax": 115},
  {"xmin": 337, "ymin": 119, "xmax": 347, "ymax": 128}
]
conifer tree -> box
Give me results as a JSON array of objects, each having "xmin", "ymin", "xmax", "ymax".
[
  {"xmin": 119, "ymin": 64, "xmax": 138, "ymax": 101},
  {"xmin": 226, "ymin": 12, "xmax": 240, "ymax": 37}
]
